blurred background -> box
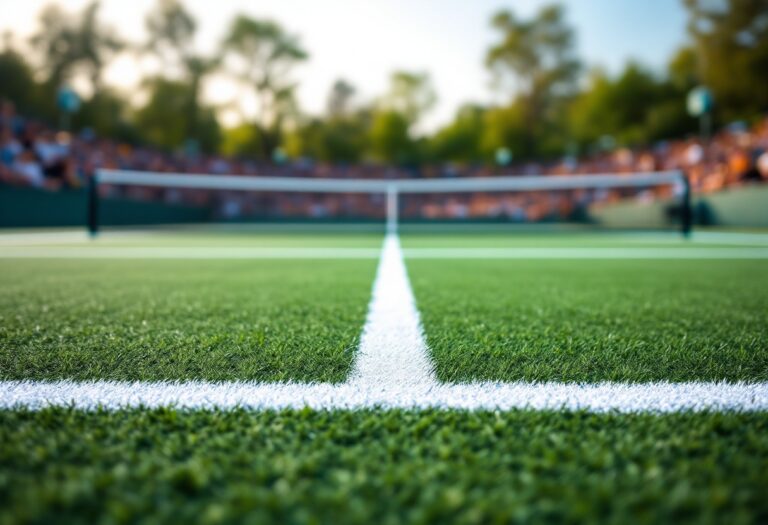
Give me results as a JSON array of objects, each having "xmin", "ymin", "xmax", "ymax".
[{"xmin": 0, "ymin": 0, "xmax": 766, "ymax": 228}]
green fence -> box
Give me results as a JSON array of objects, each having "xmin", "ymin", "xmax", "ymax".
[
  {"xmin": 0, "ymin": 186, "xmax": 209, "ymax": 228},
  {"xmin": 3, "ymin": 183, "xmax": 767, "ymax": 230}
]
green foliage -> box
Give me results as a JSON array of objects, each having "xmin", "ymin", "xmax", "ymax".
[
  {"xmin": 287, "ymin": 73, "xmax": 435, "ymax": 164},
  {"xmin": 428, "ymin": 105, "xmax": 486, "ymax": 163},
  {"xmin": 134, "ymin": 78, "xmax": 221, "ymax": 153},
  {"xmin": 284, "ymin": 81, "xmax": 371, "ymax": 163},
  {"xmin": 567, "ymin": 64, "xmax": 694, "ymax": 148},
  {"xmin": 73, "ymin": 90, "xmax": 140, "ymax": 143},
  {"xmin": 479, "ymin": 102, "xmax": 529, "ymax": 161},
  {"xmin": 408, "ymin": 257, "xmax": 768, "ymax": 383},
  {"xmin": 326, "ymin": 79, "xmax": 356, "ymax": 119},
  {"xmin": 320, "ymin": 117, "xmax": 371, "ymax": 163},
  {"xmin": 286, "ymin": 115, "xmax": 370, "ymax": 164},
  {"xmin": 221, "ymin": 123, "xmax": 263, "ymax": 157},
  {"xmin": 486, "ymin": 4, "xmax": 581, "ymax": 157},
  {"xmin": 29, "ymin": 1, "xmax": 122, "ymax": 91},
  {"xmin": 1, "ymin": 408, "xmax": 767, "ymax": 524},
  {"xmin": 221, "ymin": 15, "xmax": 308, "ymax": 159},
  {"xmin": 132, "ymin": 79, "xmax": 191, "ymax": 150},
  {"xmin": 684, "ymin": 0, "xmax": 768, "ymax": 121},
  {"xmin": 0, "ymin": 50, "xmax": 40, "ymax": 116},
  {"xmin": 369, "ymin": 110, "xmax": 419, "ymax": 165},
  {"xmin": 430, "ymin": 99, "xmax": 571, "ymax": 164},
  {"xmin": 145, "ymin": 0, "xmax": 197, "ymax": 69},
  {"xmin": 142, "ymin": 0, "xmax": 221, "ymax": 150},
  {"xmin": 667, "ymin": 47, "xmax": 699, "ymax": 92},
  {"xmin": 2, "ymin": 0, "xmax": 765, "ymax": 163},
  {"xmin": 379, "ymin": 71, "xmax": 437, "ymax": 129}
]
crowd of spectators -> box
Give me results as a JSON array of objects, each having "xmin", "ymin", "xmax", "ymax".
[
  {"xmin": 2, "ymin": 98, "xmax": 767, "ymax": 221},
  {"xmin": 0, "ymin": 102, "xmax": 80, "ymax": 190}
]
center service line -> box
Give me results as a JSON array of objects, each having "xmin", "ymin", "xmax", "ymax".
[
  {"xmin": 2, "ymin": 234, "xmax": 768, "ymax": 412},
  {"xmin": 347, "ymin": 234, "xmax": 438, "ymax": 389}
]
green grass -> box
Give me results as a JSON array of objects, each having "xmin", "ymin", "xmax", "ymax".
[
  {"xmin": 1, "ymin": 408, "xmax": 767, "ymax": 525},
  {"xmin": 408, "ymin": 259, "xmax": 768, "ymax": 383},
  {"xmin": 0, "ymin": 258, "xmax": 376, "ymax": 382},
  {"xmin": 2, "ymin": 229, "xmax": 768, "ymax": 524}
]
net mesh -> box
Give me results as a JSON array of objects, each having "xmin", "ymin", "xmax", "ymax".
[{"xmin": 93, "ymin": 169, "xmax": 689, "ymax": 232}]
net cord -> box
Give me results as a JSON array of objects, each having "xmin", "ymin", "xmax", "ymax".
[
  {"xmin": 97, "ymin": 169, "xmax": 683, "ymax": 193},
  {"xmin": 93, "ymin": 169, "xmax": 688, "ymax": 235}
]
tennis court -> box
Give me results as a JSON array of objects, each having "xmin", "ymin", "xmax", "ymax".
[{"xmin": 2, "ymin": 225, "xmax": 768, "ymax": 522}]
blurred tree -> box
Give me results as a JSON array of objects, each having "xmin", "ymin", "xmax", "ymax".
[
  {"xmin": 363, "ymin": 71, "xmax": 435, "ymax": 164},
  {"xmin": 569, "ymin": 64, "xmax": 657, "ymax": 147},
  {"xmin": 485, "ymin": 4, "xmax": 580, "ymax": 157},
  {"xmin": 221, "ymin": 123, "xmax": 263, "ymax": 157},
  {"xmin": 134, "ymin": 78, "xmax": 220, "ymax": 152},
  {"xmin": 291, "ymin": 114, "xmax": 371, "ymax": 164},
  {"xmin": 379, "ymin": 71, "xmax": 436, "ymax": 131},
  {"xmin": 479, "ymin": 102, "xmax": 528, "ymax": 161},
  {"xmin": 684, "ymin": 0, "xmax": 768, "ymax": 121},
  {"xmin": 29, "ymin": 5, "xmax": 81, "ymax": 90},
  {"xmin": 648, "ymin": 49, "xmax": 700, "ymax": 140},
  {"xmin": 221, "ymin": 15, "xmax": 308, "ymax": 159},
  {"xmin": 144, "ymin": 0, "xmax": 220, "ymax": 149},
  {"xmin": 284, "ymin": 80, "xmax": 370, "ymax": 163},
  {"xmin": 322, "ymin": 81, "xmax": 370, "ymax": 163},
  {"xmin": 74, "ymin": 88, "xmax": 139, "ymax": 142},
  {"xmin": 369, "ymin": 110, "xmax": 418, "ymax": 164},
  {"xmin": 667, "ymin": 46, "xmax": 699, "ymax": 92},
  {"xmin": 324, "ymin": 119, "xmax": 370, "ymax": 163},
  {"xmin": 0, "ymin": 49, "xmax": 39, "ymax": 115},
  {"xmin": 77, "ymin": 2, "xmax": 123, "ymax": 93},
  {"xmin": 30, "ymin": 1, "xmax": 122, "ymax": 93},
  {"xmin": 326, "ymin": 79, "xmax": 357, "ymax": 119},
  {"xmin": 569, "ymin": 62, "xmax": 697, "ymax": 149},
  {"xmin": 429, "ymin": 104, "xmax": 486, "ymax": 163},
  {"xmin": 145, "ymin": 0, "xmax": 196, "ymax": 71}
]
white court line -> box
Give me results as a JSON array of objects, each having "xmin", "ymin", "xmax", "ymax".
[
  {"xmin": 402, "ymin": 247, "xmax": 768, "ymax": 259},
  {"xmin": 347, "ymin": 236, "xmax": 438, "ymax": 389},
  {"xmin": 2, "ymin": 246, "xmax": 768, "ymax": 259},
  {"xmin": 2, "ymin": 234, "xmax": 767, "ymax": 412},
  {"xmin": 0, "ymin": 247, "xmax": 382, "ymax": 259},
  {"xmin": 0, "ymin": 230, "xmax": 148, "ymax": 245},
  {"xmin": 2, "ymin": 380, "xmax": 767, "ymax": 412},
  {"xmin": 690, "ymin": 231, "xmax": 768, "ymax": 245}
]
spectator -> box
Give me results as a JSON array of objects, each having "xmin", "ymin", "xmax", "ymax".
[
  {"xmin": 0, "ymin": 96, "xmax": 766, "ymax": 220},
  {"xmin": 34, "ymin": 131, "xmax": 79, "ymax": 188},
  {"xmin": 756, "ymin": 151, "xmax": 768, "ymax": 181},
  {"xmin": 0, "ymin": 101, "xmax": 22, "ymax": 135},
  {"xmin": 0, "ymin": 126, "xmax": 22, "ymax": 167},
  {"xmin": 11, "ymin": 148, "xmax": 47, "ymax": 188}
]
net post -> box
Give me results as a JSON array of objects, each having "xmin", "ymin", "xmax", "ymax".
[
  {"xmin": 386, "ymin": 184, "xmax": 398, "ymax": 234},
  {"xmin": 681, "ymin": 171, "xmax": 692, "ymax": 238},
  {"xmin": 87, "ymin": 170, "xmax": 99, "ymax": 237}
]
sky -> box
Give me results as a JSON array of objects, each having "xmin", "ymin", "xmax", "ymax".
[{"xmin": 0, "ymin": 0, "xmax": 689, "ymax": 131}]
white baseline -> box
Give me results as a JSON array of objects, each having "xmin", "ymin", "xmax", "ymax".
[
  {"xmin": 2, "ymin": 235, "xmax": 767, "ymax": 412},
  {"xmin": 1, "ymin": 247, "xmax": 768, "ymax": 259}
]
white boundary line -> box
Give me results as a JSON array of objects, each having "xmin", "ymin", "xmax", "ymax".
[
  {"xmin": 403, "ymin": 247, "xmax": 768, "ymax": 259},
  {"xmin": 1, "ymin": 247, "xmax": 767, "ymax": 259},
  {"xmin": 0, "ymin": 247, "xmax": 382, "ymax": 259},
  {"xmin": 3, "ymin": 380, "xmax": 767, "ymax": 412},
  {"xmin": 347, "ymin": 236, "xmax": 438, "ymax": 388},
  {"xmin": 2, "ymin": 234, "xmax": 767, "ymax": 412}
]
